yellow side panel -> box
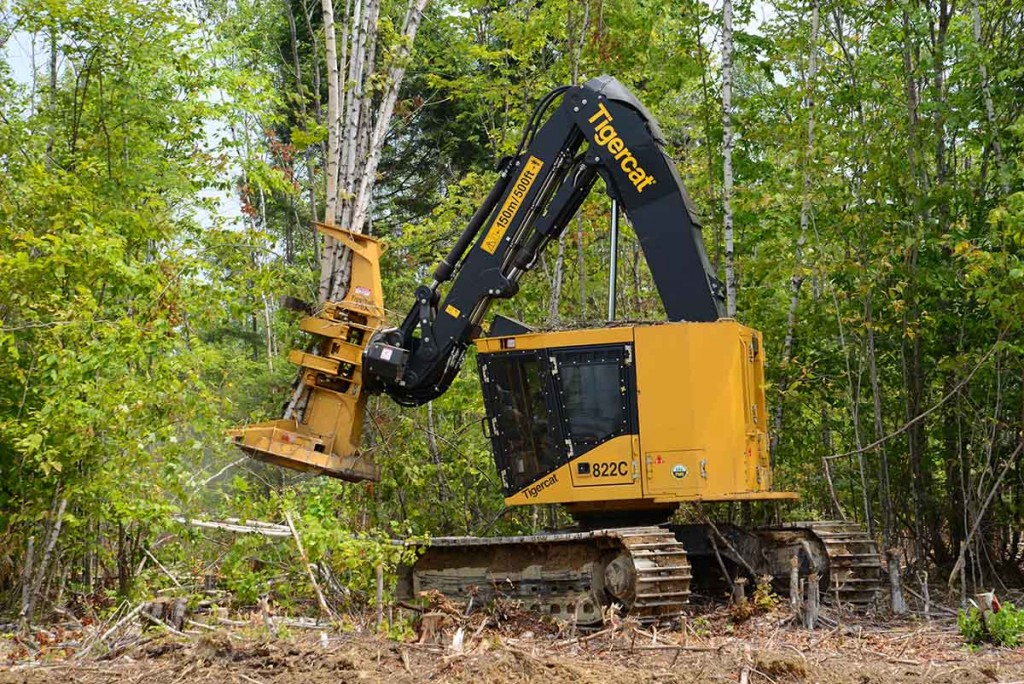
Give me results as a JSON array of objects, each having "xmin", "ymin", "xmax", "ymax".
[
  {"xmin": 645, "ymin": 449, "xmax": 707, "ymax": 496},
  {"xmin": 745, "ymin": 329, "xmax": 773, "ymax": 490},
  {"xmin": 634, "ymin": 321, "xmax": 771, "ymax": 502},
  {"xmin": 567, "ymin": 435, "xmax": 639, "ymax": 488},
  {"xmin": 489, "ymin": 320, "xmax": 792, "ymax": 509}
]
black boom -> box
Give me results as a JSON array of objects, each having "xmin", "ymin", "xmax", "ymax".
[{"xmin": 363, "ymin": 76, "xmax": 725, "ymax": 406}]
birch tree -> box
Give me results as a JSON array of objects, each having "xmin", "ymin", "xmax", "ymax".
[
  {"xmin": 318, "ymin": 0, "xmax": 431, "ymax": 304},
  {"xmin": 771, "ymin": 0, "xmax": 819, "ymax": 468},
  {"xmin": 971, "ymin": 0, "xmax": 1009, "ymax": 196},
  {"xmin": 721, "ymin": 0, "xmax": 736, "ymax": 317},
  {"xmin": 320, "ymin": 0, "xmax": 341, "ymax": 234}
]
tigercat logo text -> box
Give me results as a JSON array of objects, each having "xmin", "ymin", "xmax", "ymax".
[
  {"xmin": 481, "ymin": 156, "xmax": 544, "ymax": 254},
  {"xmin": 588, "ymin": 102, "xmax": 656, "ymax": 193},
  {"xmin": 523, "ymin": 472, "xmax": 558, "ymax": 499}
]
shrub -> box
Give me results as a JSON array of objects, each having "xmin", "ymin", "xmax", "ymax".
[
  {"xmin": 958, "ymin": 607, "xmax": 986, "ymax": 646},
  {"xmin": 988, "ymin": 604, "xmax": 1024, "ymax": 647},
  {"xmin": 753, "ymin": 575, "xmax": 780, "ymax": 613},
  {"xmin": 958, "ymin": 602, "xmax": 1024, "ymax": 647}
]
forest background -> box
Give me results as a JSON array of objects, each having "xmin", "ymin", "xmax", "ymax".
[{"xmin": 1, "ymin": 0, "xmax": 1023, "ymax": 624}]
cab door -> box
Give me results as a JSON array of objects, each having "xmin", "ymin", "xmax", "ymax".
[{"xmin": 478, "ymin": 351, "xmax": 564, "ymax": 496}]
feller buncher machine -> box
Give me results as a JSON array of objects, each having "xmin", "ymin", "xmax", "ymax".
[{"xmin": 232, "ymin": 76, "xmax": 883, "ymax": 625}]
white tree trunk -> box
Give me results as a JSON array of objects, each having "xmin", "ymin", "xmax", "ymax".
[
  {"xmin": 972, "ymin": 0, "xmax": 1009, "ymax": 196},
  {"xmin": 339, "ymin": 0, "xmax": 367, "ymax": 221},
  {"xmin": 348, "ymin": 0, "xmax": 430, "ymax": 234},
  {"xmin": 25, "ymin": 497, "xmax": 67, "ymax": 626},
  {"xmin": 322, "ymin": 0, "xmax": 431, "ymax": 304},
  {"xmin": 18, "ymin": 536, "xmax": 34, "ymax": 632},
  {"xmin": 721, "ymin": 0, "xmax": 737, "ymax": 317},
  {"xmin": 337, "ymin": 0, "xmax": 351, "ymax": 185},
  {"xmin": 324, "ymin": 0, "xmax": 369, "ymax": 300},
  {"xmin": 318, "ymin": 0, "xmax": 342, "ymax": 303},
  {"xmin": 790, "ymin": 0, "xmax": 818, "ymax": 358},
  {"xmin": 355, "ymin": 0, "xmax": 382, "ymax": 173}
]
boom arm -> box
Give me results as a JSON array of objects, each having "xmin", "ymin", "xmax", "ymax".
[{"xmin": 364, "ymin": 75, "xmax": 725, "ymax": 406}]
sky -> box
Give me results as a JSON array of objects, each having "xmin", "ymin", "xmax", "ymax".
[{"xmin": 5, "ymin": 28, "xmax": 36, "ymax": 89}]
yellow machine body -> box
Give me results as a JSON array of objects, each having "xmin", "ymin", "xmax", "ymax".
[
  {"xmin": 229, "ymin": 228, "xmax": 798, "ymax": 511},
  {"xmin": 229, "ymin": 223, "xmax": 385, "ymax": 482},
  {"xmin": 474, "ymin": 321, "xmax": 797, "ymax": 518},
  {"xmin": 230, "ymin": 226, "xmax": 799, "ymax": 515}
]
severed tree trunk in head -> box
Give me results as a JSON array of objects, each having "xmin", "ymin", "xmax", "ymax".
[{"xmin": 318, "ymin": 0, "xmax": 431, "ymax": 305}]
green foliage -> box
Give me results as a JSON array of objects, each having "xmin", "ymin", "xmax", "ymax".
[
  {"xmin": 753, "ymin": 576, "xmax": 779, "ymax": 613},
  {"xmin": 988, "ymin": 605, "xmax": 1024, "ymax": 648},
  {"xmin": 0, "ymin": 0, "xmax": 296, "ymax": 614},
  {"xmin": 690, "ymin": 615, "xmax": 712, "ymax": 638},
  {"xmin": 959, "ymin": 604, "xmax": 1024, "ymax": 648}
]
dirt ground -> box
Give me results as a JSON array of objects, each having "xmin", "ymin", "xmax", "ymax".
[{"xmin": 3, "ymin": 605, "xmax": 1024, "ymax": 683}]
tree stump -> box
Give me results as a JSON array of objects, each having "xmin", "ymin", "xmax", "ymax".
[
  {"xmin": 731, "ymin": 577, "xmax": 748, "ymax": 606},
  {"xmin": 143, "ymin": 597, "xmax": 188, "ymax": 631},
  {"xmin": 789, "ymin": 555, "xmax": 801, "ymax": 611},
  {"xmin": 887, "ymin": 548, "xmax": 907, "ymax": 615},
  {"xmin": 417, "ymin": 612, "xmax": 447, "ymax": 644},
  {"xmin": 804, "ymin": 571, "xmax": 819, "ymax": 630}
]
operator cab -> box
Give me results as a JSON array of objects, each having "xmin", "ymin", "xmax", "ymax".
[{"xmin": 479, "ymin": 341, "xmax": 637, "ymax": 496}]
